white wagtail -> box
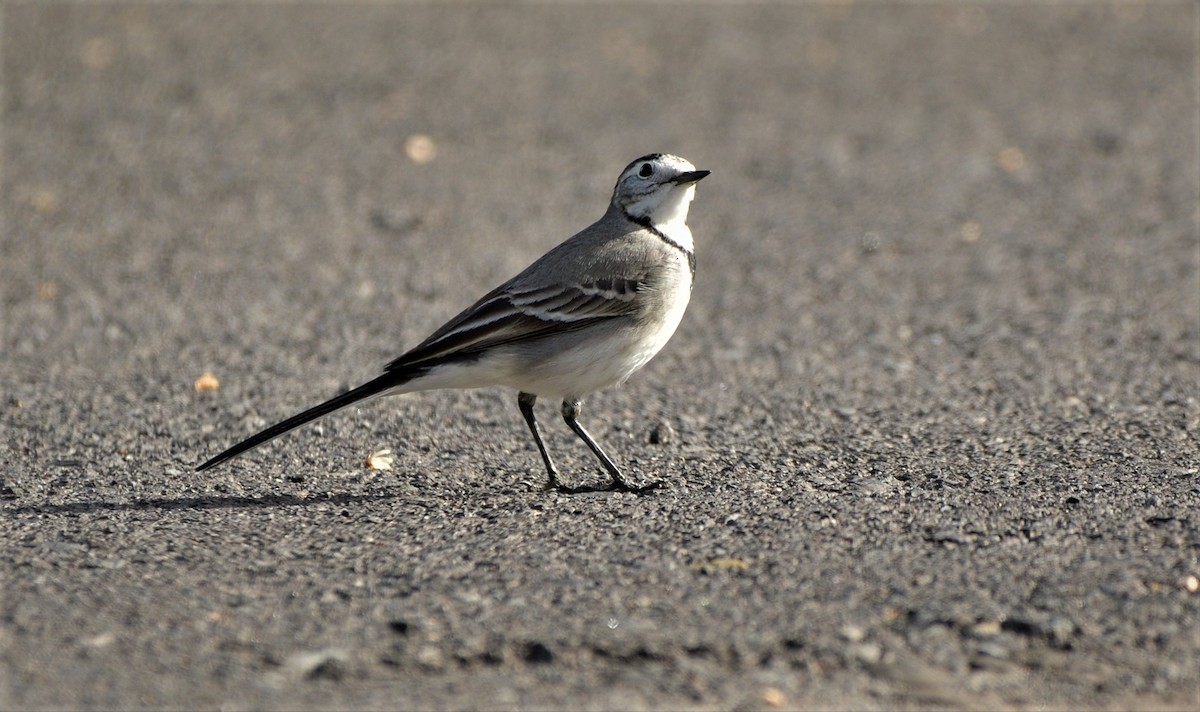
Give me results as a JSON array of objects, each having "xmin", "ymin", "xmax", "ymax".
[{"xmin": 197, "ymin": 153, "xmax": 708, "ymax": 492}]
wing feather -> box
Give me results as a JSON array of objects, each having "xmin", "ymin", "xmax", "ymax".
[{"xmin": 385, "ymin": 278, "xmax": 645, "ymax": 372}]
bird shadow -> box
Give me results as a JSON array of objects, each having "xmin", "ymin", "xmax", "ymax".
[{"xmin": 3, "ymin": 491, "xmax": 404, "ymax": 516}]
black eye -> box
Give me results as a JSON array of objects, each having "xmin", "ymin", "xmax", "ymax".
[{"xmin": 638, "ymin": 163, "xmax": 653, "ymax": 178}]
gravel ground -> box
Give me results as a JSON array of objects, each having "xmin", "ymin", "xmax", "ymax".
[{"xmin": 2, "ymin": 3, "xmax": 1198, "ymax": 710}]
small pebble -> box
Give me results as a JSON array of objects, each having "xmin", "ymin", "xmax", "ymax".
[
  {"xmin": 416, "ymin": 645, "xmax": 444, "ymax": 669},
  {"xmin": 648, "ymin": 420, "xmax": 675, "ymax": 445},
  {"xmin": 760, "ymin": 687, "xmax": 787, "ymax": 708},
  {"xmin": 193, "ymin": 372, "xmax": 220, "ymax": 392},
  {"xmin": 284, "ymin": 648, "xmax": 348, "ymax": 680}
]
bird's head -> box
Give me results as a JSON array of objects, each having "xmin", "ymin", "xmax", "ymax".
[{"xmin": 611, "ymin": 153, "xmax": 709, "ymax": 230}]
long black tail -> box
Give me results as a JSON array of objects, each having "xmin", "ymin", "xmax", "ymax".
[{"xmin": 195, "ymin": 371, "xmax": 412, "ymax": 472}]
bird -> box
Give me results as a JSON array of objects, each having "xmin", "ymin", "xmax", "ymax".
[{"xmin": 197, "ymin": 153, "xmax": 709, "ymax": 493}]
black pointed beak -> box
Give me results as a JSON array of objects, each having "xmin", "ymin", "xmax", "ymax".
[{"xmin": 672, "ymin": 169, "xmax": 710, "ymax": 185}]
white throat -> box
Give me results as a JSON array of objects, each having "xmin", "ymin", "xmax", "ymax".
[{"xmin": 626, "ymin": 184, "xmax": 696, "ymax": 252}]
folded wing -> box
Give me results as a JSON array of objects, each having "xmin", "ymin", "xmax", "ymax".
[{"xmin": 386, "ymin": 278, "xmax": 645, "ymax": 372}]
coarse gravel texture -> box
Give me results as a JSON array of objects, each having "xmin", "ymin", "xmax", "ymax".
[{"xmin": 2, "ymin": 2, "xmax": 1198, "ymax": 710}]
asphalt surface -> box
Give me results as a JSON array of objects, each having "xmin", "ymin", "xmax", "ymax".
[{"xmin": 2, "ymin": 3, "xmax": 1198, "ymax": 710}]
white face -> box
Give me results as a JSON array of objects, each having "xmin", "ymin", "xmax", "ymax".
[{"xmin": 612, "ymin": 153, "xmax": 708, "ymax": 228}]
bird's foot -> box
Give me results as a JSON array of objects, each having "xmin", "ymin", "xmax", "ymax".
[
  {"xmin": 611, "ymin": 475, "xmax": 666, "ymax": 493},
  {"xmin": 543, "ymin": 475, "xmax": 666, "ymax": 494}
]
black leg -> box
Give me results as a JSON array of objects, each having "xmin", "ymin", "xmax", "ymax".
[
  {"xmin": 561, "ymin": 399, "xmax": 663, "ymax": 492},
  {"xmin": 518, "ymin": 392, "xmax": 564, "ymax": 490}
]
